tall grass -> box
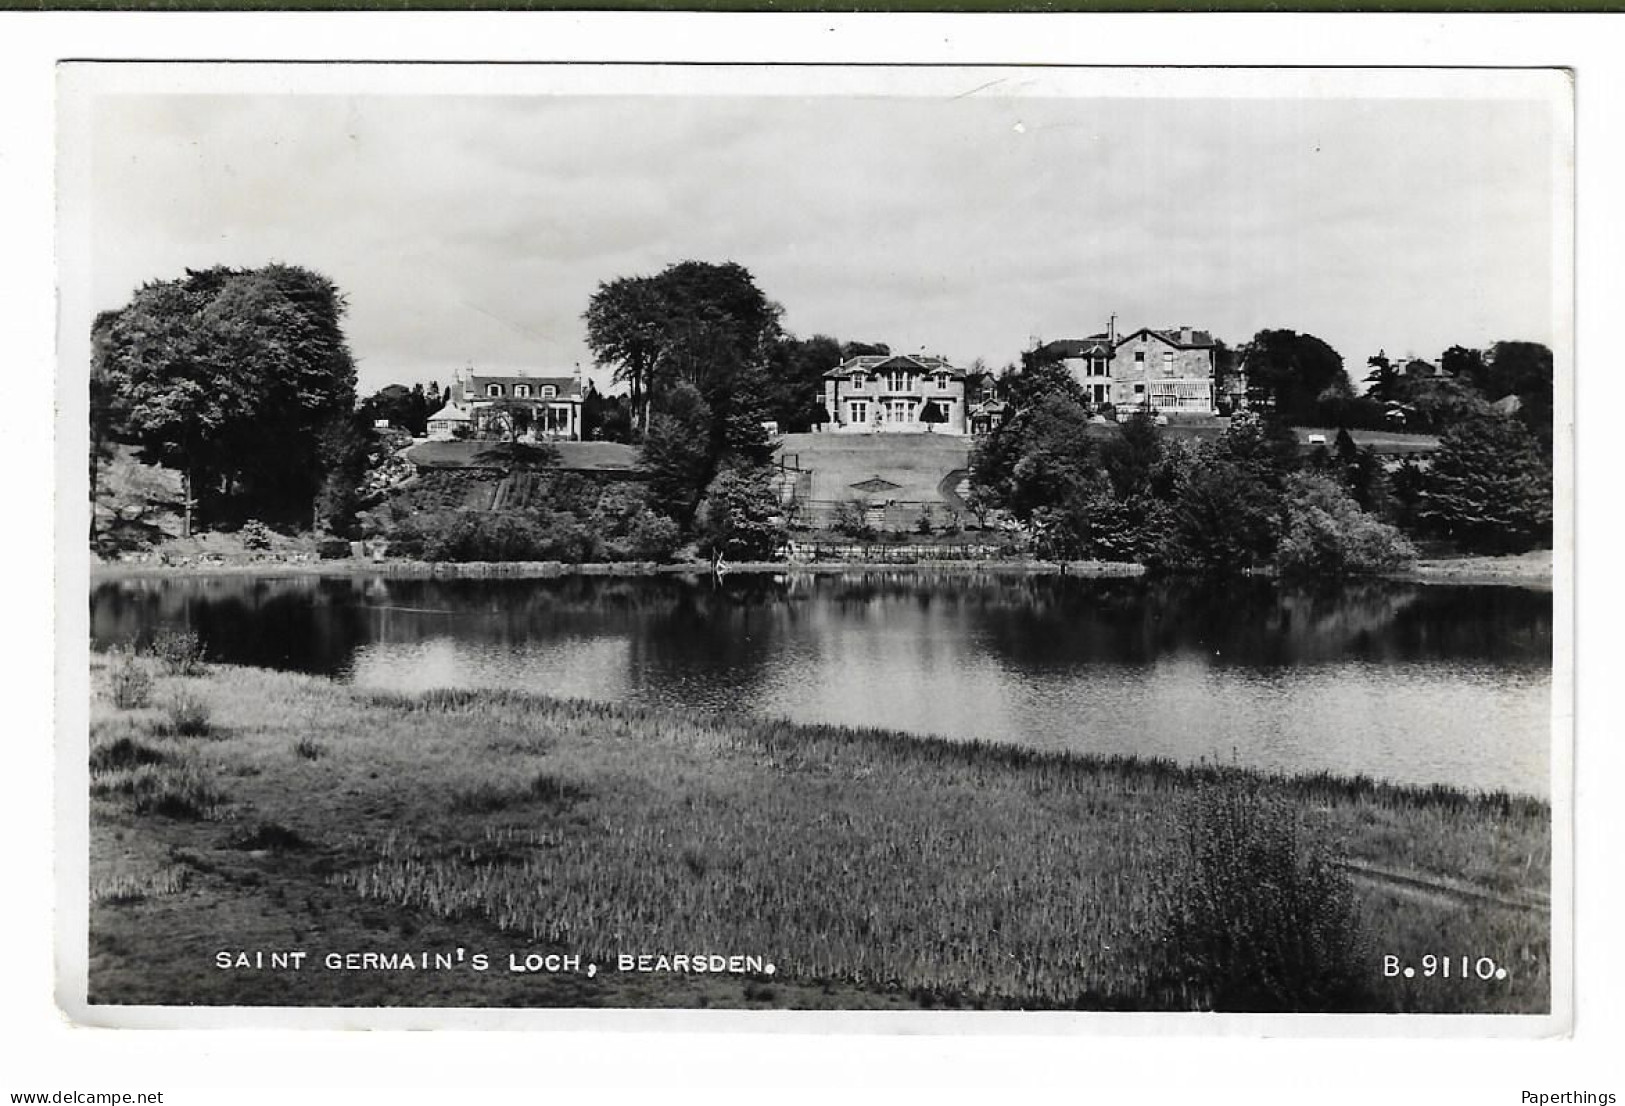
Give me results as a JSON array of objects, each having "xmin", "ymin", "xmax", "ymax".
[{"xmin": 1152, "ymin": 778, "xmax": 1369, "ymax": 1011}]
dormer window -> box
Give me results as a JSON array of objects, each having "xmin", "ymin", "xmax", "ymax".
[
  {"xmin": 850, "ymin": 373, "xmax": 866, "ymax": 390},
  {"xmin": 934, "ymin": 372, "xmax": 952, "ymax": 391},
  {"xmin": 486, "ymin": 383, "xmax": 504, "ymax": 397},
  {"xmin": 540, "ymin": 385, "xmax": 557, "ymax": 399},
  {"xmin": 514, "ymin": 384, "xmax": 532, "ymax": 398},
  {"xmin": 887, "ymin": 370, "xmax": 911, "ymax": 392}
]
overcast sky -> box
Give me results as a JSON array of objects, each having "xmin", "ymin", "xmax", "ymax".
[{"xmin": 82, "ymin": 82, "xmax": 1561, "ymax": 396}]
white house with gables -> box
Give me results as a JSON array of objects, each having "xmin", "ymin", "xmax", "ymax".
[
  {"xmin": 455, "ymin": 367, "xmax": 584, "ymax": 440},
  {"xmin": 821, "ymin": 354, "xmax": 971, "ymax": 435}
]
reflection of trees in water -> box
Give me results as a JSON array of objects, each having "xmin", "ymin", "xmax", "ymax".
[
  {"xmin": 91, "ymin": 571, "xmax": 1553, "ymax": 681},
  {"xmin": 921, "ymin": 575, "xmax": 1551, "ymax": 670},
  {"xmin": 91, "ymin": 576, "xmax": 376, "ymax": 675}
]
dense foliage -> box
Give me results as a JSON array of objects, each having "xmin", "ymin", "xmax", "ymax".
[
  {"xmin": 1415, "ymin": 415, "xmax": 1553, "ymax": 553},
  {"xmin": 92, "ymin": 264, "xmax": 358, "ymax": 531}
]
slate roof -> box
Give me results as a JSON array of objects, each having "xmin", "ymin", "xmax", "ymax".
[
  {"xmin": 426, "ymin": 401, "xmax": 471, "ymax": 422},
  {"xmin": 465, "ymin": 374, "xmax": 583, "ymax": 399},
  {"xmin": 823, "ymin": 354, "xmax": 965, "ymax": 380}
]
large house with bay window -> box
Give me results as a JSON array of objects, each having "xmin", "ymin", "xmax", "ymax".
[
  {"xmin": 822, "ymin": 354, "xmax": 971, "ymax": 436},
  {"xmin": 1044, "ymin": 324, "xmax": 1224, "ymax": 416}
]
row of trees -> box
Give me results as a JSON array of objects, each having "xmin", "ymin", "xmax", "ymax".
[{"xmin": 968, "ymin": 339, "xmax": 1552, "ymax": 572}]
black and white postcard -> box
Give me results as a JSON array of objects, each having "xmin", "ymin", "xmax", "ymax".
[{"xmin": 55, "ymin": 57, "xmax": 1572, "ymax": 1037}]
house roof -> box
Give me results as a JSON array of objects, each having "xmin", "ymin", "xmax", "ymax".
[
  {"xmin": 1124, "ymin": 327, "xmax": 1217, "ymax": 350},
  {"xmin": 823, "ymin": 354, "xmax": 965, "ymax": 380},
  {"xmin": 1039, "ymin": 337, "xmax": 1114, "ymax": 360},
  {"xmin": 426, "ymin": 401, "xmax": 471, "ymax": 422},
  {"xmin": 465, "ymin": 374, "xmax": 583, "ymax": 398}
]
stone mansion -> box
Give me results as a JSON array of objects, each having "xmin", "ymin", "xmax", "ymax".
[{"xmin": 822, "ymin": 354, "xmax": 978, "ymax": 436}]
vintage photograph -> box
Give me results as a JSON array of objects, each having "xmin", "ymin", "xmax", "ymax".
[{"xmin": 60, "ymin": 62, "xmax": 1567, "ymax": 1025}]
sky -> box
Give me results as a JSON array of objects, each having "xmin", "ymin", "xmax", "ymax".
[{"xmin": 79, "ymin": 76, "xmax": 1562, "ymax": 397}]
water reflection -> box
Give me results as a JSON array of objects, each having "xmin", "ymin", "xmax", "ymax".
[{"xmin": 91, "ymin": 572, "xmax": 1553, "ymax": 795}]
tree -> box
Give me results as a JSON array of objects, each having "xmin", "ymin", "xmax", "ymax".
[
  {"xmin": 1362, "ymin": 350, "xmax": 1402, "ymax": 409},
  {"xmin": 584, "ymin": 261, "xmax": 783, "ymax": 436},
  {"xmin": 1417, "ymin": 415, "xmax": 1552, "ymax": 553},
  {"xmin": 1275, "ymin": 473, "xmax": 1415, "ymax": 578},
  {"xmin": 94, "ymin": 264, "xmax": 357, "ymax": 532},
  {"xmin": 1484, "ymin": 341, "xmax": 1554, "ymax": 449},
  {"xmin": 765, "ymin": 334, "xmax": 844, "ymax": 432},
  {"xmin": 1149, "ymin": 453, "xmax": 1282, "ymax": 575},
  {"xmin": 695, "ymin": 464, "xmax": 787, "ymax": 561},
  {"xmin": 89, "ymin": 309, "xmax": 127, "ymax": 546},
  {"xmin": 640, "ymin": 383, "xmax": 715, "ymax": 530},
  {"xmin": 1240, "ymin": 330, "xmax": 1351, "ymax": 425}
]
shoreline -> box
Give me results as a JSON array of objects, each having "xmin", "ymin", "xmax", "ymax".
[{"xmin": 88, "ymin": 552, "xmax": 1551, "ymax": 586}]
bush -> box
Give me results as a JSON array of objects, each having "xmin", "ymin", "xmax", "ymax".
[
  {"xmin": 316, "ymin": 537, "xmax": 352, "ymax": 560},
  {"xmin": 1156, "ymin": 777, "xmax": 1368, "ymax": 1012},
  {"xmin": 1275, "ymin": 473, "xmax": 1416, "ymax": 578},
  {"xmin": 106, "ymin": 647, "xmax": 153, "ymax": 710},
  {"xmin": 147, "ymin": 628, "xmax": 206, "ymax": 676},
  {"xmin": 239, "ymin": 519, "xmax": 274, "ymax": 551},
  {"xmin": 155, "ymin": 692, "xmax": 212, "ymax": 737}
]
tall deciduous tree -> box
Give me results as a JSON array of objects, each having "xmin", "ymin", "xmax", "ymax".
[
  {"xmin": 584, "ymin": 260, "xmax": 783, "ymax": 436},
  {"xmin": 94, "ymin": 264, "xmax": 357, "ymax": 532},
  {"xmin": 1241, "ymin": 330, "xmax": 1351, "ymax": 425}
]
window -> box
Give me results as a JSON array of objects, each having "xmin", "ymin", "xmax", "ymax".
[
  {"xmin": 934, "ymin": 372, "xmax": 952, "ymax": 391},
  {"xmin": 1092, "ymin": 355, "xmax": 1109, "ymax": 376},
  {"xmin": 1133, "ymin": 383, "xmax": 1145, "ymax": 395},
  {"xmin": 849, "ymin": 401, "xmax": 869, "ymax": 424},
  {"xmin": 1163, "ymin": 351, "xmax": 1175, "ymax": 375},
  {"xmin": 886, "ymin": 399, "xmax": 915, "ymax": 423},
  {"xmin": 850, "ymin": 373, "xmax": 866, "ymax": 390},
  {"xmin": 514, "ymin": 384, "xmax": 532, "ymax": 398},
  {"xmin": 1134, "ymin": 352, "xmax": 1145, "ymax": 367},
  {"xmin": 540, "ymin": 385, "xmax": 557, "ymax": 399},
  {"xmin": 486, "ymin": 384, "xmax": 504, "ymax": 397},
  {"xmin": 887, "ymin": 370, "xmax": 912, "ymax": 392}
]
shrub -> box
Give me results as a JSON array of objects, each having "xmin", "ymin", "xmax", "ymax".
[
  {"xmin": 316, "ymin": 537, "xmax": 352, "ymax": 560},
  {"xmin": 1276, "ymin": 473, "xmax": 1416, "ymax": 578},
  {"xmin": 239, "ymin": 519, "xmax": 274, "ymax": 551},
  {"xmin": 294, "ymin": 738, "xmax": 326, "ymax": 760},
  {"xmin": 106, "ymin": 647, "xmax": 153, "ymax": 710},
  {"xmin": 90, "ymin": 736, "xmax": 166, "ymax": 773},
  {"xmin": 694, "ymin": 464, "xmax": 788, "ymax": 561},
  {"xmin": 1155, "ymin": 777, "xmax": 1368, "ymax": 1012},
  {"xmin": 147, "ymin": 628, "xmax": 206, "ymax": 675},
  {"xmin": 91, "ymin": 761, "xmax": 223, "ymax": 820},
  {"xmin": 155, "ymin": 692, "xmax": 212, "ymax": 737}
]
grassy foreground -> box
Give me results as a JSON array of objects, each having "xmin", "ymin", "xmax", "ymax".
[{"xmin": 86, "ymin": 654, "xmax": 1552, "ymax": 1013}]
